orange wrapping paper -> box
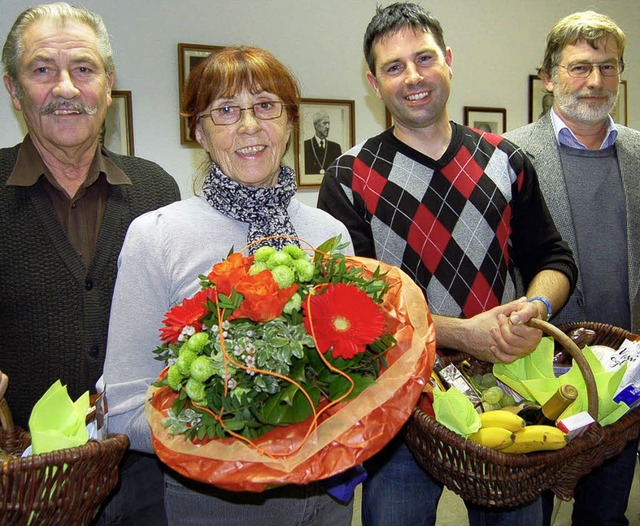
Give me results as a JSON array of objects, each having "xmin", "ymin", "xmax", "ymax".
[{"xmin": 144, "ymin": 257, "xmax": 435, "ymax": 491}]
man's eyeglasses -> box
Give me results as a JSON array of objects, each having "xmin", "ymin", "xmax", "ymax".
[
  {"xmin": 199, "ymin": 101, "xmax": 285, "ymax": 125},
  {"xmin": 555, "ymin": 61, "xmax": 624, "ymax": 79}
]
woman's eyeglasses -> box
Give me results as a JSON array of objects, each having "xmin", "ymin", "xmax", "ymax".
[{"xmin": 199, "ymin": 101, "xmax": 285, "ymax": 125}]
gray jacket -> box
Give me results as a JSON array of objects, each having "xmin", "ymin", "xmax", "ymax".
[{"xmin": 505, "ymin": 114, "xmax": 640, "ymax": 332}]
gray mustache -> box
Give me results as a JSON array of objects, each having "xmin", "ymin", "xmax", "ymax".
[{"xmin": 40, "ymin": 101, "xmax": 98, "ymax": 115}]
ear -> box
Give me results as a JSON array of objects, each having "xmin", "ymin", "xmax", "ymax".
[
  {"xmin": 194, "ymin": 122, "xmax": 209, "ymax": 152},
  {"xmin": 445, "ymin": 47, "xmax": 453, "ymax": 78},
  {"xmin": 541, "ymin": 73, "xmax": 554, "ymax": 93},
  {"xmin": 366, "ymin": 71, "xmax": 382, "ymax": 100},
  {"xmin": 3, "ymin": 75, "xmax": 22, "ymax": 111}
]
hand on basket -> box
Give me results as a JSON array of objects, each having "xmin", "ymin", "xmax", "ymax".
[
  {"xmin": 0, "ymin": 371, "xmax": 8, "ymax": 403},
  {"xmin": 435, "ymin": 298, "xmax": 543, "ymax": 364},
  {"xmin": 489, "ymin": 298, "xmax": 544, "ymax": 362}
]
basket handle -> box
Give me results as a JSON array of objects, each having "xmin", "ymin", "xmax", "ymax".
[
  {"xmin": 527, "ymin": 318, "xmax": 599, "ymax": 420},
  {"xmin": 0, "ymin": 371, "xmax": 15, "ymax": 433}
]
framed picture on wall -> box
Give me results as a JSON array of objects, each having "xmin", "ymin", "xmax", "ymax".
[
  {"xmin": 528, "ymin": 75, "xmax": 553, "ymax": 123},
  {"xmin": 295, "ymin": 98, "xmax": 355, "ymax": 189},
  {"xmin": 611, "ymin": 80, "xmax": 628, "ymax": 125},
  {"xmin": 463, "ymin": 106, "xmax": 507, "ymax": 134},
  {"xmin": 102, "ymin": 90, "xmax": 134, "ymax": 155},
  {"xmin": 178, "ymin": 43, "xmax": 224, "ymax": 145}
]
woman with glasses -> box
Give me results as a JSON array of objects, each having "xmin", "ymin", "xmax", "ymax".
[{"xmin": 102, "ymin": 46, "xmax": 353, "ymax": 525}]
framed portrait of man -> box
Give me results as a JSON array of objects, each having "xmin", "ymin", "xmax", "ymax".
[{"xmin": 295, "ymin": 98, "xmax": 355, "ymax": 188}]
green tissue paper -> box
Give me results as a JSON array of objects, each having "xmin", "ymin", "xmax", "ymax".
[
  {"xmin": 29, "ymin": 380, "xmax": 90, "ymax": 455},
  {"xmin": 433, "ymin": 387, "xmax": 481, "ymax": 438}
]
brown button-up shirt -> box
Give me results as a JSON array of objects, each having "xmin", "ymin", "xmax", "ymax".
[{"xmin": 6, "ymin": 135, "xmax": 132, "ymax": 267}]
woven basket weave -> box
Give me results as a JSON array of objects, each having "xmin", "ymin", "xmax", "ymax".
[
  {"xmin": 405, "ymin": 319, "xmax": 640, "ymax": 508},
  {"xmin": 0, "ymin": 376, "xmax": 130, "ymax": 525}
]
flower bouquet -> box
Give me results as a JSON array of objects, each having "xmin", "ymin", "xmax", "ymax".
[{"xmin": 144, "ymin": 236, "xmax": 434, "ymax": 491}]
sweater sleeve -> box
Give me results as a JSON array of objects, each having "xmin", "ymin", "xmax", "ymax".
[
  {"xmin": 317, "ymin": 156, "xmax": 377, "ymax": 258},
  {"xmin": 102, "ymin": 211, "xmax": 173, "ymax": 453},
  {"xmin": 507, "ymin": 144, "xmax": 578, "ymax": 291}
]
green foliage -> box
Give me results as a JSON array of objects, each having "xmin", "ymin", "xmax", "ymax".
[{"xmin": 154, "ymin": 236, "xmax": 397, "ymax": 442}]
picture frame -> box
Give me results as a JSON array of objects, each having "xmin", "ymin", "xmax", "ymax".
[
  {"xmin": 611, "ymin": 80, "xmax": 628, "ymax": 125},
  {"xmin": 178, "ymin": 43, "xmax": 224, "ymax": 145},
  {"xmin": 463, "ymin": 106, "xmax": 507, "ymax": 134},
  {"xmin": 528, "ymin": 75, "xmax": 553, "ymax": 123},
  {"xmin": 103, "ymin": 90, "xmax": 134, "ymax": 155},
  {"xmin": 295, "ymin": 98, "xmax": 355, "ymax": 188}
]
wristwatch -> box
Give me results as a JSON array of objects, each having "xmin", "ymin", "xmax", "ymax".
[{"xmin": 528, "ymin": 296, "xmax": 552, "ymax": 321}]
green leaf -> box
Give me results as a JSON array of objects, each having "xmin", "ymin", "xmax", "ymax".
[{"xmin": 328, "ymin": 373, "xmax": 375, "ymax": 400}]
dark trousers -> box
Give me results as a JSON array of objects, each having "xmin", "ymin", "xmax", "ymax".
[
  {"xmin": 92, "ymin": 451, "xmax": 168, "ymax": 526},
  {"xmin": 542, "ymin": 437, "xmax": 639, "ymax": 526}
]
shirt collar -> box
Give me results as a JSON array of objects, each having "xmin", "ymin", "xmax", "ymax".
[
  {"xmin": 6, "ymin": 134, "xmax": 132, "ymax": 188},
  {"xmin": 550, "ymin": 107, "xmax": 618, "ymax": 149}
]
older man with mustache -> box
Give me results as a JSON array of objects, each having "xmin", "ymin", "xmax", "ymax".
[
  {"xmin": 0, "ymin": 3, "xmax": 179, "ymax": 524},
  {"xmin": 505, "ymin": 11, "xmax": 640, "ymax": 526}
]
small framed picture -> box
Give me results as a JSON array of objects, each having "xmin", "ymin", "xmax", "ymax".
[
  {"xmin": 528, "ymin": 75, "xmax": 553, "ymax": 123},
  {"xmin": 611, "ymin": 80, "xmax": 627, "ymax": 125},
  {"xmin": 463, "ymin": 106, "xmax": 507, "ymax": 134},
  {"xmin": 178, "ymin": 43, "xmax": 224, "ymax": 145},
  {"xmin": 102, "ymin": 90, "xmax": 134, "ymax": 155},
  {"xmin": 295, "ymin": 98, "xmax": 355, "ymax": 188}
]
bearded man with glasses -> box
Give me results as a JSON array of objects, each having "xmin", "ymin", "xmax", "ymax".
[{"xmin": 506, "ymin": 10, "xmax": 640, "ymax": 526}]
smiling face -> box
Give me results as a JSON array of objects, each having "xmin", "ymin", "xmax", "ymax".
[
  {"xmin": 543, "ymin": 37, "xmax": 620, "ymax": 125},
  {"xmin": 3, "ymin": 18, "xmax": 113, "ymax": 158},
  {"xmin": 195, "ymin": 89, "xmax": 292, "ymax": 188},
  {"xmin": 366, "ymin": 27, "xmax": 452, "ymax": 131}
]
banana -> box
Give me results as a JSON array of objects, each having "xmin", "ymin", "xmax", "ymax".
[
  {"xmin": 468, "ymin": 427, "xmax": 515, "ymax": 450},
  {"xmin": 480, "ymin": 409, "xmax": 526, "ymax": 432},
  {"xmin": 500, "ymin": 425, "xmax": 567, "ymax": 454}
]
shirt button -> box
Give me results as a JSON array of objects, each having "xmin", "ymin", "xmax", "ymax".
[
  {"xmin": 85, "ymin": 278, "xmax": 93, "ymax": 291},
  {"xmin": 88, "ymin": 344, "xmax": 100, "ymax": 358}
]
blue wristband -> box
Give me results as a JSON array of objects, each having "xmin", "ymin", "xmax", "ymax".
[{"xmin": 528, "ymin": 296, "xmax": 552, "ymax": 321}]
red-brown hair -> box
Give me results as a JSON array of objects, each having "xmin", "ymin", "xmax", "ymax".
[{"xmin": 181, "ymin": 46, "xmax": 300, "ymax": 138}]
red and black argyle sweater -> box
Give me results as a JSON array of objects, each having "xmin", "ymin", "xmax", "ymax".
[{"xmin": 318, "ymin": 123, "xmax": 576, "ymax": 320}]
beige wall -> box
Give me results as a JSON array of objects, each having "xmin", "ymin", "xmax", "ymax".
[{"xmin": 1, "ymin": 0, "xmax": 638, "ymax": 204}]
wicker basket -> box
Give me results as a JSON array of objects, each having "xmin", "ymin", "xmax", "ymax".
[
  {"xmin": 405, "ymin": 319, "xmax": 640, "ymax": 508},
  {"xmin": 0, "ymin": 376, "xmax": 130, "ymax": 525}
]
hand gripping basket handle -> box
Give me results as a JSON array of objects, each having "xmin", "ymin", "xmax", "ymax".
[
  {"xmin": 527, "ymin": 318, "xmax": 599, "ymax": 420},
  {"xmin": 0, "ymin": 370, "xmax": 15, "ymax": 433}
]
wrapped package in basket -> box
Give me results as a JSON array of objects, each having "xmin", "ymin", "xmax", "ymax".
[{"xmin": 144, "ymin": 244, "xmax": 435, "ymax": 492}]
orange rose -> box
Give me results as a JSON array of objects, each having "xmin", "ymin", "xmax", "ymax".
[
  {"xmin": 231, "ymin": 270, "xmax": 297, "ymax": 322},
  {"xmin": 207, "ymin": 253, "xmax": 254, "ymax": 296}
]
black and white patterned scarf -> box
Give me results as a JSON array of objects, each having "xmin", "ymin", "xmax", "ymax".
[{"xmin": 201, "ymin": 162, "xmax": 300, "ymax": 253}]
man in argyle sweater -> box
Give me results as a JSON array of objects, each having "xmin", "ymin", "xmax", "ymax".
[{"xmin": 318, "ymin": 4, "xmax": 577, "ymax": 526}]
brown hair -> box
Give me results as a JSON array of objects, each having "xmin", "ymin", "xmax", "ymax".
[{"xmin": 181, "ymin": 46, "xmax": 300, "ymax": 139}]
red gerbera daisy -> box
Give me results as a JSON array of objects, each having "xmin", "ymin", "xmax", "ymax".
[
  {"xmin": 303, "ymin": 282, "xmax": 386, "ymax": 360},
  {"xmin": 159, "ymin": 288, "xmax": 217, "ymax": 344}
]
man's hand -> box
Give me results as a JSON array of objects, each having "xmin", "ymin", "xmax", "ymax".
[
  {"xmin": 432, "ymin": 297, "xmax": 544, "ymax": 364},
  {"xmin": 487, "ymin": 298, "xmax": 544, "ymax": 363}
]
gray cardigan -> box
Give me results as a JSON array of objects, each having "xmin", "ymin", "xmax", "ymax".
[{"xmin": 505, "ymin": 115, "xmax": 640, "ymax": 332}]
